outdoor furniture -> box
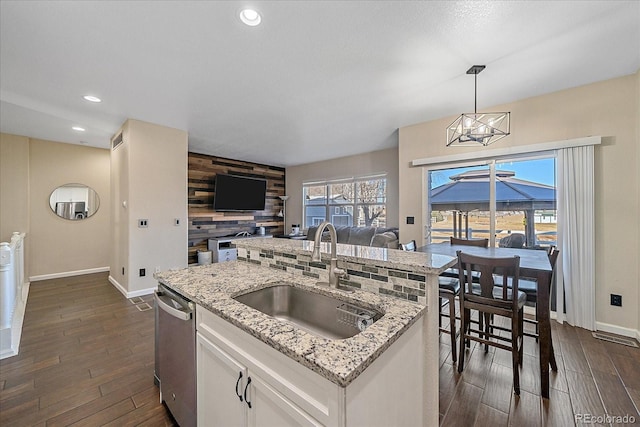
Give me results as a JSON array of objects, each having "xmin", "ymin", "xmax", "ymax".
[
  {"xmin": 499, "ymin": 233, "xmax": 526, "ymax": 248},
  {"xmin": 418, "ymin": 243, "xmax": 556, "ymax": 398},
  {"xmin": 429, "ymin": 169, "xmax": 556, "ymax": 246},
  {"xmin": 456, "ymin": 251, "xmax": 525, "ymax": 395}
]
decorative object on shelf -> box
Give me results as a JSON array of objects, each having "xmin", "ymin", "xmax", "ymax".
[
  {"xmin": 446, "ymin": 65, "xmax": 510, "ymax": 147},
  {"xmin": 278, "ymin": 195, "xmax": 289, "ymax": 229}
]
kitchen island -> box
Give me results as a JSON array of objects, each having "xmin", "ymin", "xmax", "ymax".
[{"xmin": 156, "ymin": 238, "xmax": 455, "ymax": 426}]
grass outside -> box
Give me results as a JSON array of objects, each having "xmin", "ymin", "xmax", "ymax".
[{"xmin": 431, "ymin": 211, "xmax": 557, "ymax": 245}]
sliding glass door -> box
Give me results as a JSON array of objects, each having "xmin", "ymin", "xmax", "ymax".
[{"xmin": 427, "ymin": 156, "xmax": 556, "ymax": 248}]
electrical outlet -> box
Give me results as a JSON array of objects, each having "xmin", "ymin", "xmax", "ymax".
[
  {"xmin": 139, "ymin": 268, "xmax": 146, "ymax": 277},
  {"xmin": 138, "ymin": 219, "xmax": 148, "ymax": 228},
  {"xmin": 154, "ymin": 267, "xmax": 161, "ymax": 274},
  {"xmin": 406, "ymin": 216, "xmax": 415, "ymax": 225},
  {"xmin": 610, "ymin": 294, "xmax": 622, "ymax": 307}
]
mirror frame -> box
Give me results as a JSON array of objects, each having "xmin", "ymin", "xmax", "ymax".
[{"xmin": 49, "ymin": 183, "xmax": 100, "ymax": 221}]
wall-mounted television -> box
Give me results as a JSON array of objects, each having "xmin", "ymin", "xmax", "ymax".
[{"xmin": 214, "ymin": 174, "xmax": 267, "ymax": 211}]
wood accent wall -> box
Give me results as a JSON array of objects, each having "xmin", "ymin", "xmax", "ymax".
[{"xmin": 188, "ymin": 153, "xmax": 286, "ymax": 264}]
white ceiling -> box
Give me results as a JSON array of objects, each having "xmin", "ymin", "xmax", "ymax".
[{"xmin": 1, "ymin": 1, "xmax": 638, "ymax": 167}]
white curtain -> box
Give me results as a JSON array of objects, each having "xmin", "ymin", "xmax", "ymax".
[{"xmin": 556, "ymin": 145, "xmax": 595, "ymax": 330}]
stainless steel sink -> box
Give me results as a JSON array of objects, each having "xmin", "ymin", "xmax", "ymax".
[{"xmin": 233, "ymin": 284, "xmax": 383, "ymax": 340}]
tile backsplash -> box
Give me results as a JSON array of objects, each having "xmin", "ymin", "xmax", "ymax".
[{"xmin": 236, "ymin": 246, "xmax": 427, "ymax": 305}]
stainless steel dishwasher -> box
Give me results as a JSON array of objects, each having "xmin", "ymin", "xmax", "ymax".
[{"xmin": 155, "ymin": 284, "xmax": 196, "ymax": 427}]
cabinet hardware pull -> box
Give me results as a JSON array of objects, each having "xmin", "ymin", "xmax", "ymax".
[
  {"xmin": 235, "ymin": 371, "xmax": 243, "ymax": 402},
  {"xmin": 244, "ymin": 376, "xmax": 252, "ymax": 408}
]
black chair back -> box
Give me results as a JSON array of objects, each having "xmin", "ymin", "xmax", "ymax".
[{"xmin": 450, "ymin": 237, "xmax": 489, "ymax": 248}]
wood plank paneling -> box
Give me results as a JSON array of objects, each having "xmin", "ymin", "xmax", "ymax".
[{"xmin": 187, "ymin": 152, "xmax": 286, "ymax": 264}]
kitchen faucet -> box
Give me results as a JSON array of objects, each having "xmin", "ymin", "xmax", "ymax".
[{"xmin": 311, "ymin": 221, "xmax": 346, "ymax": 288}]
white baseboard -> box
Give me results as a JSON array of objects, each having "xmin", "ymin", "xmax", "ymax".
[
  {"xmin": 29, "ymin": 267, "xmax": 110, "ymax": 282},
  {"xmin": 108, "ymin": 275, "xmax": 156, "ymax": 299},
  {"xmin": 596, "ymin": 321, "xmax": 640, "ymax": 341},
  {"xmin": 0, "ymin": 281, "xmax": 30, "ymax": 360}
]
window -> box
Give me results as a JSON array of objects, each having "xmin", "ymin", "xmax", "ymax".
[
  {"xmin": 427, "ymin": 156, "xmax": 556, "ymax": 248},
  {"xmin": 303, "ymin": 175, "xmax": 387, "ymax": 229}
]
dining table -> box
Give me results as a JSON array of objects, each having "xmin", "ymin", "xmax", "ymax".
[{"xmin": 418, "ymin": 242, "xmax": 557, "ymax": 399}]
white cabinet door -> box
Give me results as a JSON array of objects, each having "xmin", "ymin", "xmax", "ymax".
[
  {"xmin": 247, "ymin": 373, "xmax": 322, "ymax": 427},
  {"xmin": 197, "ymin": 332, "xmax": 247, "ymax": 427}
]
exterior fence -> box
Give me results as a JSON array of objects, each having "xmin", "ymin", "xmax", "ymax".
[
  {"xmin": 0, "ymin": 232, "xmax": 27, "ymax": 359},
  {"xmin": 430, "ymin": 228, "xmax": 557, "ymax": 247}
]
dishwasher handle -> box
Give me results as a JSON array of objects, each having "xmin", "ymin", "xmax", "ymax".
[{"xmin": 155, "ymin": 291, "xmax": 192, "ymax": 321}]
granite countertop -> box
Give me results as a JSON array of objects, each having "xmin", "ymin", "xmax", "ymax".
[
  {"xmin": 155, "ymin": 261, "xmax": 426, "ymax": 387},
  {"xmin": 232, "ymin": 237, "xmax": 456, "ymax": 275}
]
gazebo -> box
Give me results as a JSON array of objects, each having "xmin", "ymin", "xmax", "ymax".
[{"xmin": 429, "ymin": 170, "xmax": 556, "ymax": 246}]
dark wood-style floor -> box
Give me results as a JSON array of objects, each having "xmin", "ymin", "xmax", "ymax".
[
  {"xmin": 1, "ymin": 273, "xmax": 639, "ymax": 426},
  {"xmin": 0, "ymin": 273, "xmax": 176, "ymax": 426},
  {"xmin": 439, "ymin": 310, "xmax": 640, "ymax": 426}
]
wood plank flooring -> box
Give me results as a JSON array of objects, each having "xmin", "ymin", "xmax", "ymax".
[
  {"xmin": 439, "ymin": 311, "xmax": 640, "ymax": 426},
  {"xmin": 2, "ymin": 273, "xmax": 639, "ymax": 426},
  {"xmin": 0, "ymin": 273, "xmax": 176, "ymax": 426}
]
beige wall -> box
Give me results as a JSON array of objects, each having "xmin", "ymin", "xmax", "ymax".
[
  {"xmin": 0, "ymin": 134, "xmax": 30, "ymax": 243},
  {"xmin": 637, "ymin": 70, "xmax": 640, "ymax": 336},
  {"xmin": 110, "ymin": 119, "xmax": 188, "ymax": 295},
  {"xmin": 285, "ymin": 147, "xmax": 399, "ymax": 232},
  {"xmin": 0, "ymin": 134, "xmax": 111, "ymax": 279},
  {"xmin": 399, "ymin": 72, "xmax": 640, "ymax": 335},
  {"xmin": 28, "ymin": 139, "xmax": 111, "ymax": 278}
]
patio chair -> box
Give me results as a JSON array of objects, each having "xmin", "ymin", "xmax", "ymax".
[
  {"xmin": 498, "ymin": 233, "xmax": 526, "ymax": 248},
  {"xmin": 456, "ymin": 251, "xmax": 525, "ymax": 395}
]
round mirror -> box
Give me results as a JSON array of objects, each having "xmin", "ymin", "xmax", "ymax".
[{"xmin": 49, "ymin": 183, "xmax": 100, "ymax": 220}]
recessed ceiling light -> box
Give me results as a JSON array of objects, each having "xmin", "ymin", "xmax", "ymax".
[
  {"xmin": 83, "ymin": 95, "xmax": 102, "ymax": 103},
  {"xmin": 72, "ymin": 126, "xmax": 86, "ymax": 132},
  {"xmin": 240, "ymin": 9, "xmax": 261, "ymax": 26}
]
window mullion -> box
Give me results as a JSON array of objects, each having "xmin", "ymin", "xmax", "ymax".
[{"xmin": 489, "ymin": 160, "xmax": 496, "ymax": 248}]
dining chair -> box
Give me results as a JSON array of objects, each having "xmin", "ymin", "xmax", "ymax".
[
  {"xmin": 399, "ymin": 240, "xmax": 460, "ymax": 362},
  {"xmin": 437, "ymin": 237, "xmax": 490, "ymax": 361},
  {"xmin": 456, "ymin": 251, "xmax": 525, "ymax": 395},
  {"xmin": 399, "ymin": 240, "xmax": 416, "ymax": 251},
  {"xmin": 450, "ymin": 236, "xmax": 489, "ymax": 247},
  {"xmin": 441, "ymin": 237, "xmax": 489, "ymax": 280},
  {"xmin": 495, "ymin": 246, "xmax": 559, "ymax": 341}
]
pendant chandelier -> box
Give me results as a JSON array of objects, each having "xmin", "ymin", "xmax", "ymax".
[{"xmin": 446, "ymin": 65, "xmax": 510, "ymax": 147}]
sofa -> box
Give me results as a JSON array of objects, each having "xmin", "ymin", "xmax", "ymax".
[{"xmin": 305, "ymin": 225, "xmax": 400, "ymax": 249}]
